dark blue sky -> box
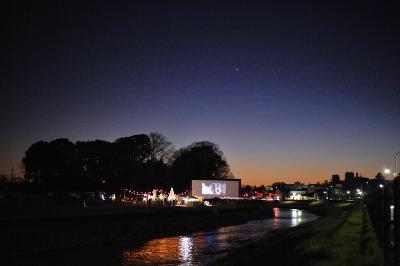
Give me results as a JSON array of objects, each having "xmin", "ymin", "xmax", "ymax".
[{"xmin": 2, "ymin": 1, "xmax": 399, "ymax": 184}]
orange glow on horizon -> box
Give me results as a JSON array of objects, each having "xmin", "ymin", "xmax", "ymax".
[{"xmin": 230, "ymin": 163, "xmax": 381, "ymax": 186}]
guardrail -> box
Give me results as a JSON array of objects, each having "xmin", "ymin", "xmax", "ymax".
[{"xmin": 367, "ymin": 176, "xmax": 400, "ymax": 266}]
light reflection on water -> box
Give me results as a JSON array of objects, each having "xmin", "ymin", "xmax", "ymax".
[
  {"xmin": 121, "ymin": 236, "xmax": 203, "ymax": 265},
  {"xmin": 121, "ymin": 208, "xmax": 317, "ymax": 265},
  {"xmin": 291, "ymin": 209, "xmax": 302, "ymax": 227},
  {"xmin": 179, "ymin": 236, "xmax": 193, "ymax": 263},
  {"xmin": 9, "ymin": 208, "xmax": 317, "ymax": 265}
]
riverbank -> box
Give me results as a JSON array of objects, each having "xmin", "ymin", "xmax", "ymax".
[
  {"xmin": 1, "ymin": 200, "xmax": 273, "ymax": 259},
  {"xmin": 212, "ymin": 201, "xmax": 383, "ymax": 266}
]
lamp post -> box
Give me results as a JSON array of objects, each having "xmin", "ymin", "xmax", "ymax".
[
  {"xmin": 395, "ymin": 150, "xmax": 400, "ymax": 177},
  {"xmin": 383, "ymin": 169, "xmax": 392, "ymax": 189},
  {"xmin": 382, "ymin": 167, "xmax": 395, "ymax": 259}
]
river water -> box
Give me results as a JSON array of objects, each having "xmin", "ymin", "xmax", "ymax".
[{"xmin": 11, "ymin": 208, "xmax": 317, "ymax": 265}]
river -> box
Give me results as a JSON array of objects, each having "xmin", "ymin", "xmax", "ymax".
[{"xmin": 10, "ymin": 208, "xmax": 317, "ymax": 265}]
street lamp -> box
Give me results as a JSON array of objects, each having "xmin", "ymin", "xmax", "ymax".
[{"xmin": 383, "ymin": 168, "xmax": 394, "ymax": 184}]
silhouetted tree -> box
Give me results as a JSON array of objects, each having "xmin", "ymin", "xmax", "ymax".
[
  {"xmin": 22, "ymin": 134, "xmax": 234, "ymax": 194},
  {"xmin": 149, "ymin": 132, "xmax": 175, "ymax": 163},
  {"xmin": 143, "ymin": 159, "xmax": 170, "ymax": 190},
  {"xmin": 172, "ymin": 141, "xmax": 232, "ymax": 192},
  {"xmin": 46, "ymin": 138, "xmax": 76, "ymax": 191},
  {"xmin": 375, "ymin": 172, "xmax": 384, "ymax": 180},
  {"xmin": 271, "ymin": 182, "xmax": 286, "ymax": 190},
  {"xmin": 112, "ymin": 134, "xmax": 152, "ymax": 190},
  {"xmin": 23, "ymin": 141, "xmax": 50, "ymax": 184},
  {"xmin": 23, "ymin": 139, "xmax": 76, "ymax": 191},
  {"xmin": 75, "ymin": 140, "xmax": 114, "ymax": 191}
]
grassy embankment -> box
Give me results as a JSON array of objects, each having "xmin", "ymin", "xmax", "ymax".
[
  {"xmin": 0, "ymin": 199, "xmax": 273, "ymax": 259},
  {"xmin": 212, "ymin": 201, "xmax": 383, "ymax": 266}
]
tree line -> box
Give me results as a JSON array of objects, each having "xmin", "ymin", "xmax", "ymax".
[{"xmin": 22, "ymin": 133, "xmax": 232, "ymax": 193}]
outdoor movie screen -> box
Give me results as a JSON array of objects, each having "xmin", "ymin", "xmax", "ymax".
[{"xmin": 191, "ymin": 179, "xmax": 240, "ymax": 199}]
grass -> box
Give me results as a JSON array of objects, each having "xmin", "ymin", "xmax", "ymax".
[
  {"xmin": 297, "ymin": 206, "xmax": 382, "ymax": 266},
  {"xmin": 212, "ymin": 201, "xmax": 383, "ymax": 266}
]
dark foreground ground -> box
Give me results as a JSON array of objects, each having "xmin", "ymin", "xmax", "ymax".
[
  {"xmin": 0, "ymin": 198, "xmax": 273, "ymax": 260},
  {"xmin": 212, "ymin": 201, "xmax": 383, "ymax": 266},
  {"xmin": 1, "ymin": 199, "xmax": 384, "ymax": 266}
]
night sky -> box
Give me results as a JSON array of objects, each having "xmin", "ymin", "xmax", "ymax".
[{"xmin": 2, "ymin": 1, "xmax": 399, "ymax": 184}]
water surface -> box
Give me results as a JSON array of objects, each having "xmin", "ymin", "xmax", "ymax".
[{"xmin": 11, "ymin": 208, "xmax": 317, "ymax": 265}]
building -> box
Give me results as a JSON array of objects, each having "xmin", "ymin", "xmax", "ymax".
[{"xmin": 287, "ymin": 190, "xmax": 315, "ymax": 200}]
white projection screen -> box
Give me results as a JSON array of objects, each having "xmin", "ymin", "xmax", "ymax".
[{"xmin": 191, "ymin": 179, "xmax": 241, "ymax": 199}]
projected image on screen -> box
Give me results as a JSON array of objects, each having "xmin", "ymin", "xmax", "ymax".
[
  {"xmin": 191, "ymin": 179, "xmax": 240, "ymax": 199},
  {"xmin": 201, "ymin": 183, "xmax": 226, "ymax": 195}
]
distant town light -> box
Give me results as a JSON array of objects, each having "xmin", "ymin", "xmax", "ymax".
[
  {"xmin": 379, "ymin": 184, "xmax": 384, "ymax": 188},
  {"xmin": 384, "ymin": 168, "xmax": 391, "ymax": 174}
]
